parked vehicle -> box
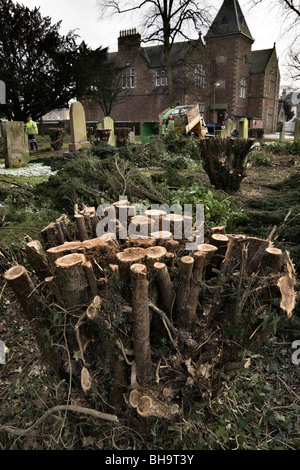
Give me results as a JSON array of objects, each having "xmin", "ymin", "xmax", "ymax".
[{"xmin": 206, "ymin": 123, "xmax": 226, "ymax": 134}]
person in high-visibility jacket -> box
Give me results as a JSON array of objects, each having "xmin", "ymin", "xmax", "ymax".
[{"xmin": 25, "ymin": 116, "xmax": 39, "ymax": 150}]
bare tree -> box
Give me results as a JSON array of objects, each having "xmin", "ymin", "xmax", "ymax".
[
  {"xmin": 250, "ymin": 0, "xmax": 300, "ymax": 81},
  {"xmin": 97, "ymin": 0, "xmax": 211, "ymax": 106}
]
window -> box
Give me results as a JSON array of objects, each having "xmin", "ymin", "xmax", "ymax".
[
  {"xmin": 199, "ymin": 103, "xmax": 205, "ymax": 117},
  {"xmin": 220, "ymin": 15, "xmax": 229, "ymax": 25},
  {"xmin": 122, "ymin": 68, "xmax": 136, "ymax": 89},
  {"xmin": 270, "ymin": 73, "xmax": 276, "ymax": 94},
  {"xmin": 195, "ymin": 64, "xmax": 206, "ymax": 88},
  {"xmin": 155, "ymin": 70, "xmax": 168, "ymax": 87},
  {"xmin": 267, "ymin": 107, "xmax": 274, "ymax": 127},
  {"xmin": 240, "ymin": 77, "xmax": 247, "ymax": 98}
]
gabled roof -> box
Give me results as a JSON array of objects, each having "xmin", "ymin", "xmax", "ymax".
[
  {"xmin": 142, "ymin": 40, "xmax": 204, "ymax": 68},
  {"xmin": 250, "ymin": 48, "xmax": 274, "ymax": 73},
  {"xmin": 205, "ymin": 0, "xmax": 254, "ymax": 42}
]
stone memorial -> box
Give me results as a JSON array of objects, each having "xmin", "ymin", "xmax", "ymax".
[
  {"xmin": 225, "ymin": 119, "xmax": 233, "ymax": 137},
  {"xmin": 68, "ymin": 101, "xmax": 90, "ymax": 152},
  {"xmin": 239, "ymin": 118, "xmax": 248, "ymax": 139},
  {"xmin": 2, "ymin": 121, "xmax": 29, "ymax": 168},
  {"xmin": 97, "ymin": 116, "xmax": 115, "ymax": 146},
  {"xmin": 279, "ymin": 121, "xmax": 285, "ymax": 143}
]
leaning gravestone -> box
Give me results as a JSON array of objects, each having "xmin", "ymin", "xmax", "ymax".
[
  {"xmin": 2, "ymin": 121, "xmax": 29, "ymax": 168},
  {"xmin": 68, "ymin": 102, "xmax": 90, "ymax": 152},
  {"xmin": 280, "ymin": 121, "xmax": 285, "ymax": 143},
  {"xmin": 225, "ymin": 119, "xmax": 233, "ymax": 137},
  {"xmin": 97, "ymin": 116, "xmax": 115, "ymax": 146}
]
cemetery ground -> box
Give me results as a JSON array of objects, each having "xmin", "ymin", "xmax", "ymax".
[{"xmin": 0, "ymin": 132, "xmax": 299, "ymax": 450}]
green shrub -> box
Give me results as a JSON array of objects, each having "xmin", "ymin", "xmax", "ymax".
[
  {"xmin": 249, "ymin": 128, "xmax": 264, "ymax": 140},
  {"xmin": 249, "ymin": 151, "xmax": 275, "ymax": 166}
]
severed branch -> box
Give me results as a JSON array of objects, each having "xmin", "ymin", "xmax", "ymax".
[{"xmin": 0, "ymin": 404, "xmax": 119, "ymax": 436}]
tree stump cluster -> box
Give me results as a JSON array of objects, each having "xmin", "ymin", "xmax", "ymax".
[
  {"xmin": 3, "ymin": 200, "xmax": 297, "ymax": 421},
  {"xmin": 199, "ymin": 137, "xmax": 255, "ymax": 191}
]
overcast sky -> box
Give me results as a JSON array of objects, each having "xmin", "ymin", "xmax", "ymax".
[{"xmin": 15, "ymin": 0, "xmax": 300, "ymax": 87}]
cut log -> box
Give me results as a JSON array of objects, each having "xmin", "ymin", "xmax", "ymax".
[
  {"xmin": 145, "ymin": 245, "xmax": 167, "ymax": 271},
  {"xmin": 86, "ymin": 295, "xmax": 102, "ymax": 321},
  {"xmin": 188, "ymin": 244, "xmax": 218, "ymax": 319},
  {"xmin": 262, "ymin": 246, "xmax": 283, "ymax": 273},
  {"xmin": 75, "ymin": 214, "xmax": 88, "ymax": 241},
  {"xmin": 150, "ymin": 231, "xmax": 173, "ymax": 246},
  {"xmin": 154, "ymin": 262, "xmax": 175, "ymax": 315},
  {"xmin": 165, "ymin": 239, "xmax": 180, "ymax": 253},
  {"xmin": 24, "ymin": 240, "xmax": 51, "ymax": 281},
  {"xmin": 82, "ymin": 238, "xmax": 119, "ymax": 272},
  {"xmin": 4, "ymin": 265, "xmax": 61, "ymax": 374},
  {"xmin": 41, "ymin": 222, "xmax": 59, "ymax": 248},
  {"xmin": 126, "ymin": 236, "xmax": 156, "ymax": 249},
  {"xmin": 130, "ymin": 263, "xmax": 152, "ymax": 384},
  {"xmin": 46, "ymin": 241, "xmax": 83, "ymax": 273},
  {"xmin": 55, "ymin": 214, "xmax": 72, "ymax": 242},
  {"xmin": 81, "ymin": 366, "xmax": 92, "ymax": 393},
  {"xmin": 129, "ymin": 389, "xmax": 142, "ymax": 408},
  {"xmin": 83, "ymin": 261, "xmax": 99, "ymax": 296},
  {"xmin": 144, "ymin": 209, "xmax": 167, "ymax": 232},
  {"xmin": 129, "ymin": 215, "xmax": 152, "ymax": 238},
  {"xmin": 162, "ymin": 214, "xmax": 185, "ymax": 240},
  {"xmin": 54, "ymin": 253, "xmax": 93, "ymax": 310},
  {"xmin": 117, "ymin": 247, "xmax": 146, "ymax": 299},
  {"xmin": 45, "ymin": 275, "xmax": 64, "ymax": 304},
  {"xmin": 176, "ymin": 256, "xmax": 194, "ymax": 330}
]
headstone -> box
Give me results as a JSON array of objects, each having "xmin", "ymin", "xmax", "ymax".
[
  {"xmin": 294, "ymin": 120, "xmax": 300, "ymax": 143},
  {"xmin": 225, "ymin": 119, "xmax": 233, "ymax": 137},
  {"xmin": 68, "ymin": 101, "xmax": 90, "ymax": 152},
  {"xmin": 239, "ymin": 118, "xmax": 248, "ymax": 138},
  {"xmin": 2, "ymin": 121, "xmax": 29, "ymax": 168},
  {"xmin": 280, "ymin": 121, "xmax": 285, "ymax": 143},
  {"xmin": 97, "ymin": 117, "xmax": 115, "ymax": 146},
  {"xmin": 129, "ymin": 131, "xmax": 135, "ymax": 144}
]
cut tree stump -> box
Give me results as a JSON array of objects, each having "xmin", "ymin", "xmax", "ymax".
[
  {"xmin": 199, "ymin": 137, "xmax": 255, "ymax": 191},
  {"xmin": 4, "ymin": 201, "xmax": 297, "ymax": 425}
]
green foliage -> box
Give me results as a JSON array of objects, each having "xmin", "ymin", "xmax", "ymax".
[
  {"xmin": 248, "ymin": 151, "xmax": 275, "ymax": 166},
  {"xmin": 0, "ymin": 0, "xmax": 108, "ymax": 120},
  {"xmin": 263, "ymin": 141, "xmax": 300, "ymax": 156},
  {"xmin": 248, "ymin": 128, "xmax": 264, "ymax": 140},
  {"xmin": 35, "ymin": 149, "xmax": 170, "ymax": 213},
  {"xmin": 168, "ymin": 179, "xmax": 246, "ymax": 231}
]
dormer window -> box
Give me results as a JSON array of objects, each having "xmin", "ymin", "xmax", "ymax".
[
  {"xmin": 220, "ymin": 15, "xmax": 229, "ymax": 25},
  {"xmin": 122, "ymin": 67, "xmax": 136, "ymax": 88},
  {"xmin": 155, "ymin": 70, "xmax": 168, "ymax": 87}
]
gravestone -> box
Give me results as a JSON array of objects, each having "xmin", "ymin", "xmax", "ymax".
[
  {"xmin": 225, "ymin": 119, "xmax": 233, "ymax": 137},
  {"xmin": 294, "ymin": 120, "xmax": 300, "ymax": 143},
  {"xmin": 239, "ymin": 118, "xmax": 248, "ymax": 138},
  {"xmin": 2, "ymin": 121, "xmax": 29, "ymax": 168},
  {"xmin": 68, "ymin": 101, "xmax": 90, "ymax": 152},
  {"xmin": 97, "ymin": 117, "xmax": 115, "ymax": 146},
  {"xmin": 280, "ymin": 121, "xmax": 285, "ymax": 143}
]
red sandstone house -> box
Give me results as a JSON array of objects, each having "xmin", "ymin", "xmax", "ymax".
[{"xmin": 82, "ymin": 0, "xmax": 280, "ymax": 134}]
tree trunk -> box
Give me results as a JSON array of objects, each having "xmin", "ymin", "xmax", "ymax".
[{"xmin": 130, "ymin": 263, "xmax": 152, "ymax": 384}]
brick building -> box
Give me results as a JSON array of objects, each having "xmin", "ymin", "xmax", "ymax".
[{"xmin": 82, "ymin": 0, "xmax": 280, "ymax": 133}]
